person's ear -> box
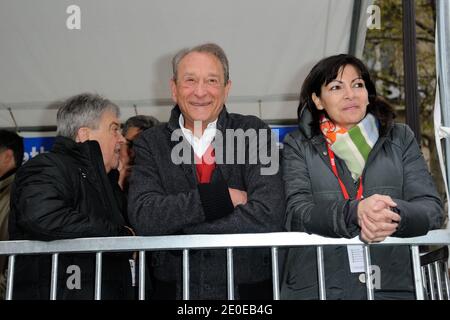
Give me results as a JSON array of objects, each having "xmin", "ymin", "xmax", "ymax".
[
  {"xmin": 76, "ymin": 127, "xmax": 90, "ymax": 143},
  {"xmin": 1, "ymin": 149, "xmax": 13, "ymax": 164},
  {"xmin": 0, "ymin": 149, "xmax": 15, "ymax": 171},
  {"xmin": 312, "ymin": 93, "xmax": 324, "ymax": 110},
  {"xmin": 223, "ymin": 80, "xmax": 232, "ymax": 101},
  {"xmin": 170, "ymin": 79, "xmax": 178, "ymax": 104}
]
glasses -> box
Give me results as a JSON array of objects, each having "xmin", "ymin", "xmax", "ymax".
[
  {"xmin": 109, "ymin": 124, "xmax": 123, "ymax": 138},
  {"xmin": 179, "ymin": 77, "xmax": 223, "ymax": 89}
]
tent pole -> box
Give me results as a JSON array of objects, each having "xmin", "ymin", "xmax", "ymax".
[
  {"xmin": 348, "ymin": 0, "xmax": 363, "ymax": 56},
  {"xmin": 402, "ymin": 0, "xmax": 421, "ymax": 144}
]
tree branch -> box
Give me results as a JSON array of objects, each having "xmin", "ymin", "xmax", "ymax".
[
  {"xmin": 415, "ymin": 20, "xmax": 435, "ymax": 38},
  {"xmin": 366, "ymin": 35, "xmax": 435, "ymax": 43}
]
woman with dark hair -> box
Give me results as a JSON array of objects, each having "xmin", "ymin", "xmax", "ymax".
[{"xmin": 280, "ymin": 54, "xmax": 443, "ymax": 300}]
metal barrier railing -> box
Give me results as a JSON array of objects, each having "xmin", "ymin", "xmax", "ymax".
[
  {"xmin": 1, "ymin": 229, "xmax": 449, "ymax": 300},
  {"xmin": 420, "ymin": 246, "xmax": 450, "ymax": 300}
]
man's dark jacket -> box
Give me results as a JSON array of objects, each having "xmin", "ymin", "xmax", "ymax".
[
  {"xmin": 128, "ymin": 106, "xmax": 285, "ymax": 299},
  {"xmin": 9, "ymin": 137, "xmax": 133, "ymax": 299}
]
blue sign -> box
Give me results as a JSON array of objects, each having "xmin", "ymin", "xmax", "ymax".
[
  {"xmin": 23, "ymin": 136, "xmax": 55, "ymax": 162},
  {"xmin": 270, "ymin": 125, "xmax": 298, "ymax": 144}
]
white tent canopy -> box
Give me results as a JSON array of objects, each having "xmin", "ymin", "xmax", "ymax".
[{"xmin": 0, "ymin": 0, "xmax": 366, "ymax": 129}]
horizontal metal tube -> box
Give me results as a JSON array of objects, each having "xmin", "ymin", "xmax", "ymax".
[{"xmin": 1, "ymin": 230, "xmax": 450, "ymax": 256}]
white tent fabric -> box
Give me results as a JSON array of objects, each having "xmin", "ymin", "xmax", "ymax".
[{"xmin": 0, "ymin": 0, "xmax": 359, "ymax": 128}]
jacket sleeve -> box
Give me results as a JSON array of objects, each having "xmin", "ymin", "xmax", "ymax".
[
  {"xmin": 282, "ymin": 133, "xmax": 359, "ymax": 238},
  {"xmin": 392, "ymin": 125, "xmax": 443, "ymax": 237},
  {"xmin": 11, "ymin": 157, "xmax": 128, "ymax": 241},
  {"xmin": 183, "ymin": 126, "xmax": 285, "ymax": 234},
  {"xmin": 127, "ymin": 136, "xmax": 206, "ymax": 235}
]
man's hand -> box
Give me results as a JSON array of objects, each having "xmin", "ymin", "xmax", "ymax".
[
  {"xmin": 357, "ymin": 194, "xmax": 401, "ymax": 243},
  {"xmin": 228, "ymin": 188, "xmax": 248, "ymax": 207}
]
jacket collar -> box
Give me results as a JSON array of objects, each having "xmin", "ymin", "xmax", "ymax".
[
  {"xmin": 297, "ymin": 106, "xmax": 327, "ymax": 149},
  {"xmin": 298, "ymin": 105, "xmax": 314, "ymax": 139},
  {"xmin": 51, "ymin": 137, "xmax": 125, "ymax": 225},
  {"xmin": 52, "ymin": 136, "xmax": 105, "ymax": 171}
]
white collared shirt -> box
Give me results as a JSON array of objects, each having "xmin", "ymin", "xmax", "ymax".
[{"xmin": 179, "ymin": 114, "xmax": 217, "ymax": 158}]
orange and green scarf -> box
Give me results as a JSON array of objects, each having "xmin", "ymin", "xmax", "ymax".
[{"xmin": 320, "ymin": 113, "xmax": 379, "ymax": 180}]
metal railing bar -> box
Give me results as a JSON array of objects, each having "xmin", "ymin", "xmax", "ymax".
[
  {"xmin": 271, "ymin": 247, "xmax": 280, "ymax": 300},
  {"xmin": 1, "ymin": 231, "xmax": 449, "ymax": 302},
  {"xmin": 316, "ymin": 246, "xmax": 326, "ymax": 300},
  {"xmin": 363, "ymin": 245, "xmax": 374, "ymax": 300},
  {"xmin": 1, "ymin": 230, "xmax": 449, "ymax": 256},
  {"xmin": 182, "ymin": 249, "xmax": 189, "ymax": 300},
  {"xmin": 411, "ymin": 245, "xmax": 425, "ymax": 300},
  {"xmin": 5, "ymin": 255, "xmax": 15, "ymax": 300},
  {"xmin": 226, "ymin": 248, "xmax": 234, "ymax": 300},
  {"xmin": 421, "ymin": 267, "xmax": 429, "ymax": 300},
  {"xmin": 94, "ymin": 252, "xmax": 102, "ymax": 300},
  {"xmin": 139, "ymin": 251, "xmax": 146, "ymax": 300},
  {"xmin": 50, "ymin": 253, "xmax": 59, "ymax": 300},
  {"xmin": 434, "ymin": 261, "xmax": 444, "ymax": 300},
  {"xmin": 427, "ymin": 263, "xmax": 436, "ymax": 300},
  {"xmin": 444, "ymin": 261, "xmax": 450, "ymax": 300}
]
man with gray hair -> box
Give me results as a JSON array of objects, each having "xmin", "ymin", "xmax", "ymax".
[
  {"xmin": 9, "ymin": 93, "xmax": 135, "ymax": 299},
  {"xmin": 128, "ymin": 43, "xmax": 285, "ymax": 299}
]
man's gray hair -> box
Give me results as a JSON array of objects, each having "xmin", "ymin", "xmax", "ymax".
[
  {"xmin": 172, "ymin": 43, "xmax": 230, "ymax": 84},
  {"xmin": 122, "ymin": 115, "xmax": 160, "ymax": 136},
  {"xmin": 56, "ymin": 93, "xmax": 120, "ymax": 140}
]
